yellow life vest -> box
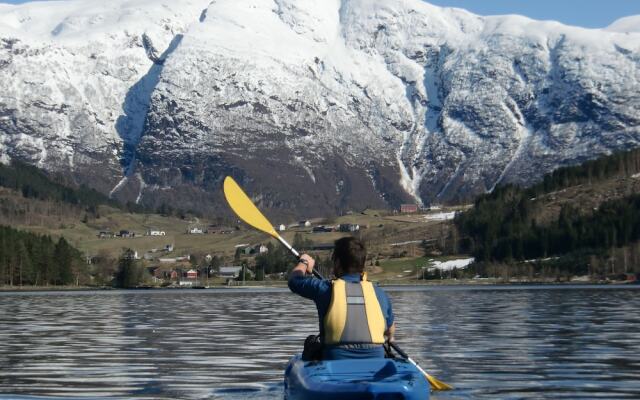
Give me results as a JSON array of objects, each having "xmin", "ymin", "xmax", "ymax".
[{"xmin": 323, "ymin": 274, "xmax": 386, "ymax": 345}]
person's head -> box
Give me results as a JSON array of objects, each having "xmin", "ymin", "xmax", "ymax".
[{"xmin": 332, "ymin": 237, "xmax": 366, "ymax": 277}]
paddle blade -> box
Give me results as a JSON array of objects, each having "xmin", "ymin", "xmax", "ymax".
[
  {"xmin": 223, "ymin": 176, "xmax": 278, "ymax": 238},
  {"xmin": 425, "ymin": 373, "xmax": 453, "ymax": 391}
]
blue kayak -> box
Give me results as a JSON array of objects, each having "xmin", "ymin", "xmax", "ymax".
[{"xmin": 284, "ymin": 354, "xmax": 430, "ymax": 400}]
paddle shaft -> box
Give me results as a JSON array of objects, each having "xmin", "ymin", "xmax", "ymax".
[
  {"xmin": 389, "ymin": 342, "xmax": 453, "ymax": 390},
  {"xmin": 277, "ymin": 234, "xmax": 323, "ymax": 279},
  {"xmin": 389, "ymin": 342, "xmax": 427, "ymax": 374}
]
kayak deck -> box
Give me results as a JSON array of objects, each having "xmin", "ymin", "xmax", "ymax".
[{"xmin": 284, "ymin": 354, "xmax": 429, "ymax": 400}]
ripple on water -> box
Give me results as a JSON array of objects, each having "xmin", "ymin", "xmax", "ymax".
[{"xmin": 1, "ymin": 286, "xmax": 639, "ymax": 399}]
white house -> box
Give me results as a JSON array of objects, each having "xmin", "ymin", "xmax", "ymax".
[
  {"xmin": 188, "ymin": 227, "xmax": 204, "ymax": 234},
  {"xmin": 147, "ymin": 229, "xmax": 166, "ymax": 236},
  {"xmin": 277, "ymin": 224, "xmax": 286, "ymax": 232}
]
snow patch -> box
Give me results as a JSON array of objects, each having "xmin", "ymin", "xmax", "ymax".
[
  {"xmin": 424, "ymin": 211, "xmax": 456, "ymax": 221},
  {"xmin": 109, "ymin": 175, "xmax": 128, "ymax": 198},
  {"xmin": 428, "ymin": 257, "xmax": 475, "ymax": 271},
  {"xmin": 135, "ymin": 172, "xmax": 146, "ymax": 204},
  {"xmin": 294, "ymin": 156, "xmax": 316, "ymax": 183}
]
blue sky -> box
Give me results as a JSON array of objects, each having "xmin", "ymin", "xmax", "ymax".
[
  {"xmin": 425, "ymin": 0, "xmax": 639, "ymax": 28},
  {"xmin": 0, "ymin": 0, "xmax": 638, "ymax": 29}
]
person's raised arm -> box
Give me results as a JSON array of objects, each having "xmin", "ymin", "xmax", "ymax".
[
  {"xmin": 290, "ymin": 254, "xmax": 315, "ymax": 277},
  {"xmin": 288, "ymin": 254, "xmax": 324, "ymax": 300}
]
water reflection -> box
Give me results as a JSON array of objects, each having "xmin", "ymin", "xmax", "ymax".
[{"xmin": 0, "ymin": 286, "xmax": 639, "ymax": 399}]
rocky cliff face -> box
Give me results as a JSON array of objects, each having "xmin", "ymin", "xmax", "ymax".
[
  {"xmin": 0, "ymin": 0, "xmax": 212, "ymax": 197},
  {"xmin": 1, "ymin": 0, "xmax": 639, "ymax": 217}
]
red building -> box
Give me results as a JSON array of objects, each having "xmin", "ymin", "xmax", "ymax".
[
  {"xmin": 400, "ymin": 204, "xmax": 418, "ymax": 213},
  {"xmin": 187, "ymin": 269, "xmax": 198, "ymax": 279}
]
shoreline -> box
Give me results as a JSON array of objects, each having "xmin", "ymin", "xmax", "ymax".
[{"xmin": 1, "ymin": 279, "xmax": 636, "ymax": 292}]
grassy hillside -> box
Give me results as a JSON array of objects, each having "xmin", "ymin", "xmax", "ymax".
[
  {"xmin": 0, "ymin": 180, "xmax": 466, "ymax": 285},
  {"xmin": 0, "ymin": 161, "xmax": 472, "ymax": 286},
  {"xmin": 455, "ymin": 147, "xmax": 640, "ymax": 280}
]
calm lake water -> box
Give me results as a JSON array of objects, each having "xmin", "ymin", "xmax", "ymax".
[{"xmin": 1, "ymin": 285, "xmax": 639, "ymax": 399}]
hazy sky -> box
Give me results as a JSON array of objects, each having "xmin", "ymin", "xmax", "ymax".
[{"xmin": 0, "ymin": 0, "xmax": 638, "ymax": 29}]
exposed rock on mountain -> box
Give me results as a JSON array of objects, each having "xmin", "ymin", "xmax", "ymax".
[{"xmin": 1, "ymin": 0, "xmax": 639, "ymax": 217}]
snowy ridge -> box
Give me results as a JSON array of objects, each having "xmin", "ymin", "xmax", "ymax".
[
  {"xmin": 607, "ymin": 16, "xmax": 640, "ymax": 33},
  {"xmin": 1, "ymin": 0, "xmax": 639, "ymax": 214}
]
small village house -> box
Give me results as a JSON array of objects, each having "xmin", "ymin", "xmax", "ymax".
[
  {"xmin": 218, "ymin": 266, "xmax": 243, "ymax": 280},
  {"xmin": 147, "ymin": 229, "xmax": 166, "ymax": 236},
  {"xmin": 186, "ymin": 269, "xmax": 198, "ymax": 279},
  {"xmin": 400, "ymin": 204, "xmax": 419, "ymax": 213},
  {"xmin": 339, "ymin": 223, "xmax": 360, "ymax": 232},
  {"xmin": 254, "ymin": 244, "xmax": 269, "ymax": 254},
  {"xmin": 188, "ymin": 227, "xmax": 204, "ymax": 234},
  {"xmin": 146, "ymin": 267, "xmax": 162, "ymax": 283},
  {"xmin": 98, "ymin": 231, "xmax": 114, "ymax": 239},
  {"xmin": 123, "ymin": 250, "xmax": 141, "ymax": 260}
]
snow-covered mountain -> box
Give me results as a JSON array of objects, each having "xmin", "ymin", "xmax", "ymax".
[
  {"xmin": 0, "ymin": 0, "xmax": 212, "ymax": 197},
  {"xmin": 1, "ymin": 0, "xmax": 639, "ymax": 216}
]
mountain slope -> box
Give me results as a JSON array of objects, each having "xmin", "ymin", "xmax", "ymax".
[
  {"xmin": 1, "ymin": 0, "xmax": 639, "ymax": 217},
  {"xmin": 0, "ymin": 0, "xmax": 212, "ymax": 195}
]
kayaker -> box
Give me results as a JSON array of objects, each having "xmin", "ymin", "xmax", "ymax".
[{"xmin": 288, "ymin": 237, "xmax": 396, "ymax": 360}]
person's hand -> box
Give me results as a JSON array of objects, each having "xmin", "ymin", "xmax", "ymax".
[
  {"xmin": 385, "ymin": 322, "xmax": 396, "ymax": 343},
  {"xmin": 298, "ymin": 254, "xmax": 315, "ymax": 274}
]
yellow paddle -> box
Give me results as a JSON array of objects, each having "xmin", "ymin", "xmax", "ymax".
[
  {"xmin": 223, "ymin": 176, "xmax": 318, "ymax": 272},
  {"xmin": 222, "ymin": 175, "xmax": 453, "ymax": 391}
]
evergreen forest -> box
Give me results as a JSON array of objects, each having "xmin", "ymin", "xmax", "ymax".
[
  {"xmin": 0, "ymin": 225, "xmax": 84, "ymax": 286},
  {"xmin": 456, "ymin": 148, "xmax": 640, "ymax": 277}
]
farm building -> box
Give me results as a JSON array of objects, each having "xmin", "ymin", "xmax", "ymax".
[
  {"xmin": 186, "ymin": 269, "xmax": 198, "ymax": 279},
  {"xmin": 400, "ymin": 204, "xmax": 418, "ymax": 213},
  {"xmin": 339, "ymin": 224, "xmax": 360, "ymax": 232}
]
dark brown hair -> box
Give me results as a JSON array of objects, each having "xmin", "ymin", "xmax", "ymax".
[{"xmin": 332, "ymin": 237, "xmax": 366, "ymax": 273}]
